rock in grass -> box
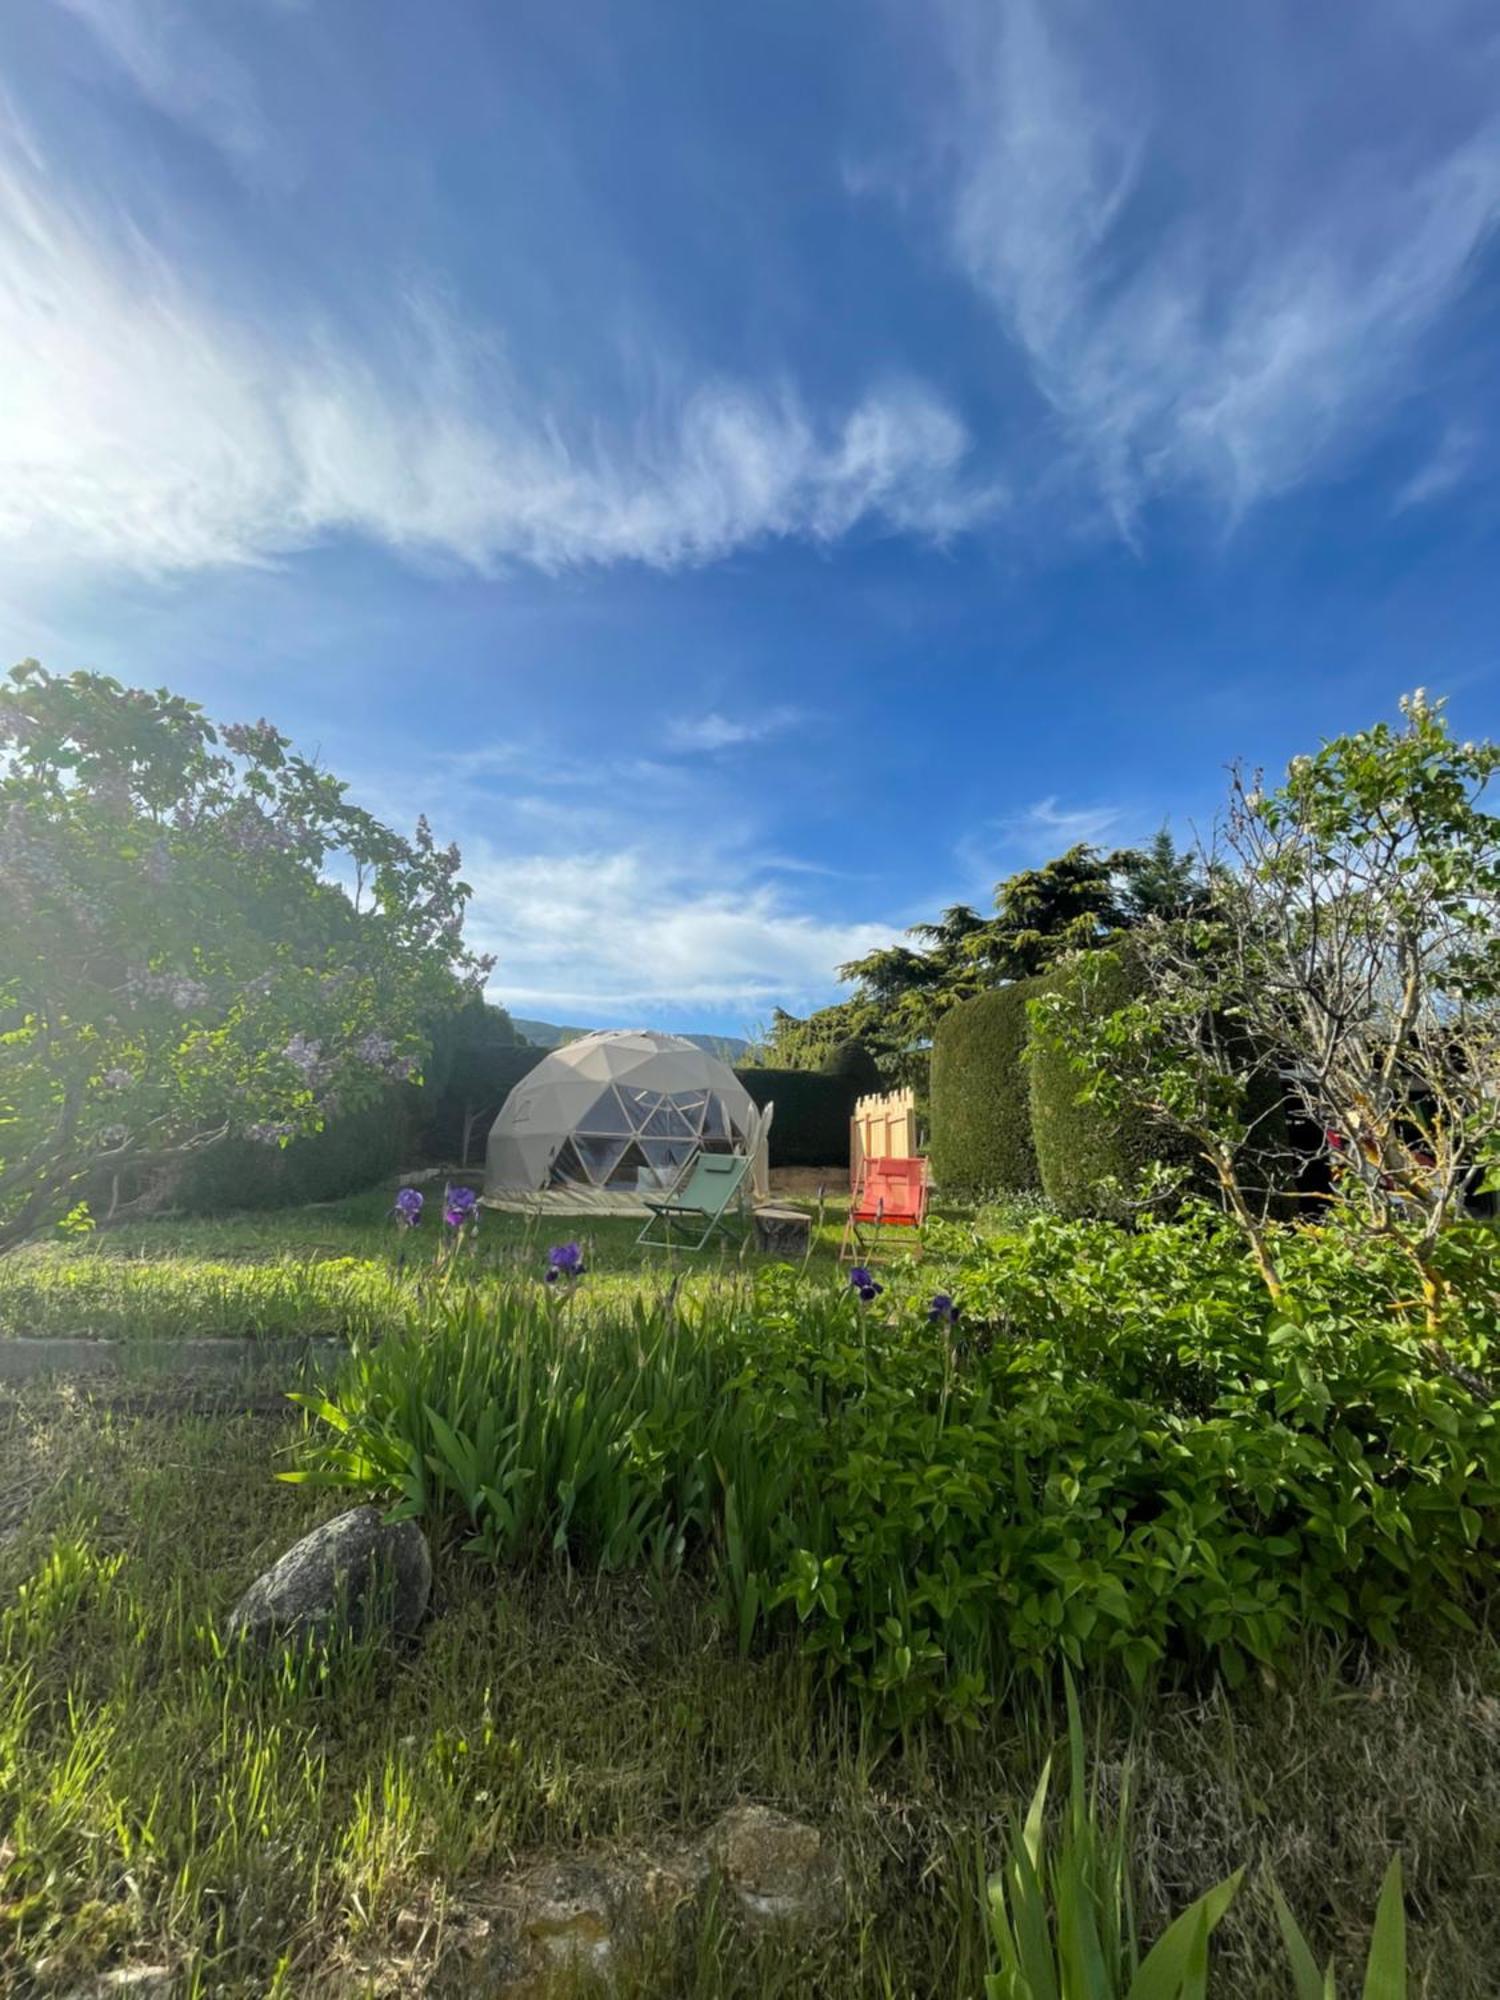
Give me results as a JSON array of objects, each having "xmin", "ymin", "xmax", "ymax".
[
  {"xmin": 227, "ymin": 1505, "xmax": 431, "ymax": 1646},
  {"xmin": 703, "ymin": 1805, "xmax": 845, "ymax": 1929}
]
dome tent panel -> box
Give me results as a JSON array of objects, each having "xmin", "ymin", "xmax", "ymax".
[
  {"xmin": 483, "ymin": 1030, "xmax": 764, "ymax": 1200},
  {"xmin": 574, "ymin": 1134, "xmax": 630, "ymax": 1182},
  {"xmin": 575, "ymin": 1086, "xmax": 633, "ymax": 1136}
]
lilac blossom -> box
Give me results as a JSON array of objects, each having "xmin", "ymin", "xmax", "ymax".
[
  {"xmin": 101, "ymin": 1067, "xmax": 136, "ymax": 1090},
  {"xmin": 221, "ymin": 719, "xmax": 287, "ymax": 761},
  {"xmin": 224, "ymin": 805, "xmax": 297, "ymax": 857},
  {"xmin": 282, "ymin": 1034, "xmax": 325, "ymax": 1082},
  {"xmin": 128, "ymin": 969, "xmax": 211, "ymax": 1010},
  {"xmin": 0, "ymin": 702, "xmax": 37, "ymax": 751},
  {"xmin": 245, "ymin": 1119, "xmax": 295, "ymax": 1144}
]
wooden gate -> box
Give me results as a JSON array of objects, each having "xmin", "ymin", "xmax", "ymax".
[{"xmin": 850, "ymin": 1088, "xmax": 920, "ymax": 1189}]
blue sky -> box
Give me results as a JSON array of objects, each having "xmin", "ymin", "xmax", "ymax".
[{"xmin": 3, "ymin": 0, "xmax": 1499, "ymax": 1036}]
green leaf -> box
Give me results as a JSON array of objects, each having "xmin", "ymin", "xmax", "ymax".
[
  {"xmin": 1361, "ymin": 1856, "xmax": 1406, "ymax": 2000},
  {"xmin": 1271, "ymin": 1880, "xmax": 1334, "ymax": 2000},
  {"xmin": 1124, "ymin": 1870, "xmax": 1242, "ymax": 2000}
]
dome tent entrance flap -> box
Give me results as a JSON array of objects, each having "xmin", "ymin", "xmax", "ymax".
[{"xmin": 484, "ymin": 1031, "xmax": 763, "ymax": 1200}]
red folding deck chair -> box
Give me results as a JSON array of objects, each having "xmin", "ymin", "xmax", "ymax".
[{"xmin": 838, "ymin": 1155, "xmax": 929, "ymax": 1263}]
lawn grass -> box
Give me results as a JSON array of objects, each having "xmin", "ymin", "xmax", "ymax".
[
  {"xmin": 3, "ymin": 1389, "xmax": 1500, "ymax": 1996},
  {"xmin": 0, "ymin": 1188, "xmax": 869, "ymax": 1341}
]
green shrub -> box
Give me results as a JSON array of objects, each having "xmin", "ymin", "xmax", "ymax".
[
  {"xmin": 929, "ymin": 981, "xmax": 1043, "ymax": 1196},
  {"xmin": 736, "ymin": 1067, "xmax": 857, "ymax": 1167},
  {"xmin": 1027, "ymin": 953, "xmax": 1199, "ymax": 1217},
  {"xmin": 298, "ymin": 1208, "xmax": 1500, "ymax": 1725}
]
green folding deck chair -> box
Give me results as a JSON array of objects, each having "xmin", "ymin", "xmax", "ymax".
[{"xmin": 636, "ymin": 1150, "xmax": 753, "ymax": 1251}]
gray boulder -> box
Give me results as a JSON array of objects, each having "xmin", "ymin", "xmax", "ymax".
[
  {"xmin": 703, "ymin": 1805, "xmax": 845, "ymax": 1929},
  {"xmin": 228, "ymin": 1505, "xmax": 431, "ymax": 1645}
]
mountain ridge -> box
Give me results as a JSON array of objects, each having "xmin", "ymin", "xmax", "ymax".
[{"xmin": 510, "ymin": 1016, "xmax": 751, "ymax": 1062}]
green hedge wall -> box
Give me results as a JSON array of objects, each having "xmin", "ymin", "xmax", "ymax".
[
  {"xmin": 1026, "ymin": 952, "xmax": 1199, "ymax": 1218},
  {"xmin": 735, "ymin": 1068, "xmax": 857, "ymax": 1168},
  {"xmin": 421, "ymin": 1044, "xmax": 548, "ymax": 1162},
  {"xmin": 928, "ymin": 981, "xmax": 1042, "ymax": 1196},
  {"xmin": 174, "ymin": 1088, "xmax": 417, "ymax": 1216}
]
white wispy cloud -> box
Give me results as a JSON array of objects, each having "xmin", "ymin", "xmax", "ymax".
[
  {"xmin": 341, "ymin": 732, "xmax": 892, "ymax": 1020},
  {"xmin": 0, "ymin": 134, "xmax": 992, "ymax": 581},
  {"xmin": 57, "ymin": 0, "xmax": 280, "ymax": 174},
  {"xmin": 931, "ymin": 0, "xmax": 1500, "ymax": 523},
  {"xmin": 666, "ymin": 707, "xmax": 804, "ymax": 752},
  {"xmin": 1008, "ymin": 797, "xmax": 1124, "ymax": 848},
  {"xmin": 1392, "ymin": 424, "xmax": 1481, "ymax": 512},
  {"xmin": 953, "ymin": 794, "xmax": 1126, "ymax": 893},
  {"xmin": 462, "ymin": 844, "xmax": 897, "ymax": 1014}
]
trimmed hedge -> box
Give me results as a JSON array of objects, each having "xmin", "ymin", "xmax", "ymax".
[
  {"xmin": 421, "ymin": 1043, "xmax": 548, "ymax": 1161},
  {"xmin": 818, "ymin": 1038, "xmax": 885, "ymax": 1094},
  {"xmin": 1026, "ymin": 953, "xmax": 1198, "ymax": 1218},
  {"xmin": 174, "ymin": 1049, "xmax": 553, "ymax": 1217},
  {"xmin": 174, "ymin": 1088, "xmax": 417, "ymax": 1215},
  {"xmin": 736, "ymin": 1067, "xmax": 857, "ymax": 1168},
  {"xmin": 928, "ymin": 982, "xmax": 1042, "ymax": 1196}
]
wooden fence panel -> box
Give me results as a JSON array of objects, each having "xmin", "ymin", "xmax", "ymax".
[{"xmin": 850, "ymin": 1088, "xmax": 920, "ymax": 1187}]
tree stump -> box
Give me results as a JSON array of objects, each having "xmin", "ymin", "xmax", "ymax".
[{"xmin": 753, "ymin": 1206, "xmax": 812, "ymax": 1260}]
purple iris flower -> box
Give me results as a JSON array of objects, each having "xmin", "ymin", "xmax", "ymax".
[
  {"xmin": 545, "ymin": 1241, "xmax": 586, "ymax": 1283},
  {"xmin": 849, "ymin": 1265, "xmax": 882, "ymax": 1303},
  {"xmin": 929, "ymin": 1293, "xmax": 960, "ymax": 1326},
  {"xmin": 443, "ymin": 1185, "xmax": 479, "ymax": 1228},
  {"xmin": 393, "ymin": 1187, "xmax": 424, "ymax": 1228}
]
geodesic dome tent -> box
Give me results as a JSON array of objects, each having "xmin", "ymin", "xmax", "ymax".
[{"xmin": 484, "ymin": 1030, "xmax": 762, "ymax": 1199}]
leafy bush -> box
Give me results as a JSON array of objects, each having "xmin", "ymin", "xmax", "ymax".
[
  {"xmin": 1027, "ymin": 954, "xmax": 1199, "ymax": 1217},
  {"xmin": 736, "ymin": 1066, "xmax": 858, "ymax": 1167},
  {"xmin": 930, "ymin": 981, "xmax": 1043, "ymax": 1196},
  {"xmin": 298, "ymin": 1208, "xmax": 1500, "ymax": 1725}
]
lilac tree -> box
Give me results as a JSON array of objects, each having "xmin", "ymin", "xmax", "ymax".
[
  {"xmin": 0, "ymin": 661, "xmax": 493, "ymax": 1251},
  {"xmin": 1036, "ymin": 693, "xmax": 1500, "ymax": 1318}
]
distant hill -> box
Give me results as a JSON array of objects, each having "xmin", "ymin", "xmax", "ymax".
[{"xmin": 511, "ymin": 1017, "xmax": 750, "ymax": 1062}]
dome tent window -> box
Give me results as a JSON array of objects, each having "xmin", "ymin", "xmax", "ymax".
[{"xmin": 484, "ymin": 1031, "xmax": 761, "ymax": 1198}]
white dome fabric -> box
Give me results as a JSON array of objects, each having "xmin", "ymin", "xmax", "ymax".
[{"xmin": 484, "ymin": 1030, "xmax": 760, "ymax": 1196}]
